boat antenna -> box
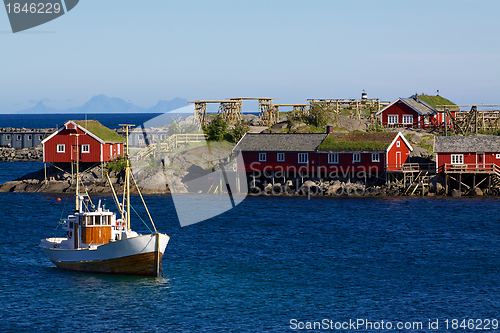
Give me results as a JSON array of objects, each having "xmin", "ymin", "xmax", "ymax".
[{"xmin": 119, "ymin": 124, "xmax": 135, "ymax": 230}]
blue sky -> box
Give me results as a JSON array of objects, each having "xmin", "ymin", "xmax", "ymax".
[{"xmin": 1, "ymin": 0, "xmax": 499, "ymax": 113}]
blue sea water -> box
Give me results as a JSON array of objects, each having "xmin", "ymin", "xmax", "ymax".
[
  {"xmin": 0, "ymin": 113, "xmax": 163, "ymax": 129},
  {"xmin": 1, "ymin": 162, "xmax": 500, "ymax": 332},
  {"xmin": 0, "ymin": 112, "xmax": 260, "ymax": 130}
]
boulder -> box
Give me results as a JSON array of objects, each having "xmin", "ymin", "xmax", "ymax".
[
  {"xmin": 290, "ymin": 123, "xmax": 306, "ymax": 131},
  {"xmin": 273, "ymin": 122, "xmax": 288, "ymax": 130},
  {"xmin": 471, "ymin": 187, "xmax": 484, "ymax": 196},
  {"xmin": 451, "ymin": 189, "xmax": 461, "ymax": 197}
]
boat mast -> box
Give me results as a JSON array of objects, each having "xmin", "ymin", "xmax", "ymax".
[
  {"xmin": 120, "ymin": 124, "xmax": 135, "ymax": 230},
  {"xmin": 70, "ymin": 131, "xmax": 83, "ymax": 211}
]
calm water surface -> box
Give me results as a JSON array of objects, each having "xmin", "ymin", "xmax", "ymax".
[{"xmin": 1, "ymin": 163, "xmax": 500, "ymax": 332}]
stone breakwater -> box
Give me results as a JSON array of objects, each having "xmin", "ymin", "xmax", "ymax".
[{"xmin": 0, "ymin": 147, "xmax": 43, "ymax": 161}]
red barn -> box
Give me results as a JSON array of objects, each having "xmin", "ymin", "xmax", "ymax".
[
  {"xmin": 42, "ymin": 120, "xmax": 124, "ymax": 163},
  {"xmin": 232, "ymin": 132, "xmax": 413, "ymax": 179},
  {"xmin": 376, "ymin": 95, "xmax": 438, "ymax": 128},
  {"xmin": 434, "ymin": 135, "xmax": 500, "ymax": 174}
]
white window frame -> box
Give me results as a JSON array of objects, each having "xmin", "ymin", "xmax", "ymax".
[
  {"xmin": 451, "ymin": 154, "xmax": 464, "ymax": 164},
  {"xmin": 27, "ymin": 135, "xmax": 32, "ymax": 140},
  {"xmin": 387, "ymin": 115, "xmax": 398, "ymax": 124},
  {"xmin": 328, "ymin": 153, "xmax": 338, "ymax": 164},
  {"xmin": 259, "ymin": 153, "xmax": 266, "ymax": 162},
  {"xmin": 57, "ymin": 144, "xmax": 65, "ymax": 153},
  {"xmin": 16, "ymin": 135, "xmax": 21, "ymax": 141},
  {"xmin": 298, "ymin": 153, "xmax": 308, "ymax": 163},
  {"xmin": 496, "ymin": 154, "xmax": 500, "ymax": 159},
  {"xmin": 424, "ymin": 115, "xmax": 430, "ymax": 124},
  {"xmin": 117, "ymin": 144, "xmax": 120, "ymax": 155},
  {"xmin": 402, "ymin": 115, "xmax": 413, "ymax": 124},
  {"xmin": 38, "ymin": 135, "xmax": 43, "ymax": 140},
  {"xmin": 396, "ymin": 141, "xmax": 400, "ymax": 147},
  {"xmin": 81, "ymin": 144, "xmax": 90, "ymax": 153},
  {"xmin": 353, "ymin": 153, "xmax": 361, "ymax": 163},
  {"xmin": 6, "ymin": 134, "xmax": 11, "ymax": 140},
  {"xmin": 371, "ymin": 153, "xmax": 380, "ymax": 162},
  {"xmin": 277, "ymin": 153, "xmax": 285, "ymax": 162}
]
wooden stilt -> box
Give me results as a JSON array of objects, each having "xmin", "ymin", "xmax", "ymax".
[
  {"xmin": 459, "ymin": 173, "xmax": 462, "ymax": 193},
  {"xmin": 488, "ymin": 174, "xmax": 491, "ymax": 194},
  {"xmin": 472, "ymin": 173, "xmax": 476, "ymax": 190},
  {"xmin": 444, "ymin": 173, "xmax": 450, "ymax": 195}
]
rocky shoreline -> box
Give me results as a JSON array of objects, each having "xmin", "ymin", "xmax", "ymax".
[
  {"xmin": 0, "ymin": 147, "xmax": 43, "ymax": 161},
  {"xmin": 1, "ymin": 170, "xmax": 498, "ymax": 197},
  {"xmin": 0, "ymin": 163, "xmax": 170, "ymax": 194},
  {"xmin": 247, "ymin": 177, "xmax": 499, "ymax": 198}
]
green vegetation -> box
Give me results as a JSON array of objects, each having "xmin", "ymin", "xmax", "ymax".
[
  {"xmin": 366, "ymin": 122, "xmax": 384, "ymax": 133},
  {"xmin": 204, "ymin": 115, "xmax": 228, "ymax": 141},
  {"xmin": 293, "ymin": 125, "xmax": 326, "ymax": 134},
  {"xmin": 105, "ymin": 156, "xmax": 127, "ymax": 174},
  {"xmin": 318, "ymin": 136, "xmax": 389, "ymax": 151},
  {"xmin": 203, "ymin": 116, "xmax": 250, "ymax": 143},
  {"xmin": 306, "ymin": 102, "xmax": 330, "ymax": 128},
  {"xmin": 478, "ymin": 129, "xmax": 500, "ymax": 136},
  {"xmin": 168, "ymin": 121, "xmax": 181, "ymax": 136},
  {"xmin": 74, "ymin": 120, "xmax": 124, "ymax": 142},
  {"xmin": 417, "ymin": 135, "xmax": 434, "ymax": 158},
  {"xmin": 206, "ymin": 141, "xmax": 235, "ymax": 150},
  {"xmin": 231, "ymin": 120, "xmax": 250, "ymax": 143},
  {"xmin": 417, "ymin": 94, "xmax": 455, "ymax": 108}
]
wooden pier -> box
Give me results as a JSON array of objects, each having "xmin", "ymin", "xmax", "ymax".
[
  {"xmin": 441, "ymin": 163, "xmax": 500, "ymax": 195},
  {"xmin": 386, "ymin": 163, "xmax": 436, "ymax": 195}
]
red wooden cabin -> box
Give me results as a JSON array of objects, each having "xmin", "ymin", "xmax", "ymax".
[
  {"xmin": 376, "ymin": 95, "xmax": 439, "ymax": 128},
  {"xmin": 233, "ymin": 132, "xmax": 413, "ymax": 178},
  {"xmin": 435, "ymin": 135, "xmax": 500, "ymax": 174},
  {"xmin": 42, "ymin": 120, "xmax": 124, "ymax": 163}
]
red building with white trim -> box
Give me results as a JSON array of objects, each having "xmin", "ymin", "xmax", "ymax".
[
  {"xmin": 376, "ymin": 95, "xmax": 440, "ymax": 128},
  {"xmin": 232, "ymin": 132, "xmax": 413, "ymax": 180},
  {"xmin": 434, "ymin": 135, "xmax": 500, "ymax": 174},
  {"xmin": 42, "ymin": 120, "xmax": 124, "ymax": 163}
]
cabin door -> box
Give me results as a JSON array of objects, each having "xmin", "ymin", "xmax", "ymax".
[
  {"xmin": 477, "ymin": 153, "xmax": 485, "ymax": 169},
  {"xmin": 396, "ymin": 152, "xmax": 401, "ymax": 168},
  {"xmin": 71, "ymin": 145, "xmax": 79, "ymax": 162}
]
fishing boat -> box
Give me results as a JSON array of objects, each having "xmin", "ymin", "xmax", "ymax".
[{"xmin": 40, "ymin": 125, "xmax": 169, "ymax": 276}]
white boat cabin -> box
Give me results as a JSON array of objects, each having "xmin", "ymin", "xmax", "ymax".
[{"xmin": 61, "ymin": 196, "xmax": 128, "ymax": 250}]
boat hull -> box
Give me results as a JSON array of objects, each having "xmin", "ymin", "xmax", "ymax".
[{"xmin": 41, "ymin": 233, "xmax": 169, "ymax": 277}]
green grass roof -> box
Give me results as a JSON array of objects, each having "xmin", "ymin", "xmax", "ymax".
[
  {"xmin": 417, "ymin": 94, "xmax": 455, "ymax": 108},
  {"xmin": 317, "ymin": 132, "xmax": 396, "ymax": 151},
  {"xmin": 74, "ymin": 120, "xmax": 124, "ymax": 142}
]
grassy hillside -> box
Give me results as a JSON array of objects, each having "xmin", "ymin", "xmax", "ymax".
[{"xmin": 418, "ymin": 94, "xmax": 455, "ymax": 108}]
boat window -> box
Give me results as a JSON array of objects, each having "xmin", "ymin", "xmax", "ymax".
[
  {"xmin": 95, "ymin": 216, "xmax": 101, "ymax": 225},
  {"xmin": 106, "ymin": 215, "xmax": 111, "ymax": 225},
  {"xmin": 87, "ymin": 216, "xmax": 93, "ymax": 226},
  {"xmin": 69, "ymin": 222, "xmax": 74, "ymax": 229}
]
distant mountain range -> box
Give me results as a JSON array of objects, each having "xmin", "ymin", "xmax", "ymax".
[{"xmin": 16, "ymin": 95, "xmax": 188, "ymax": 114}]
